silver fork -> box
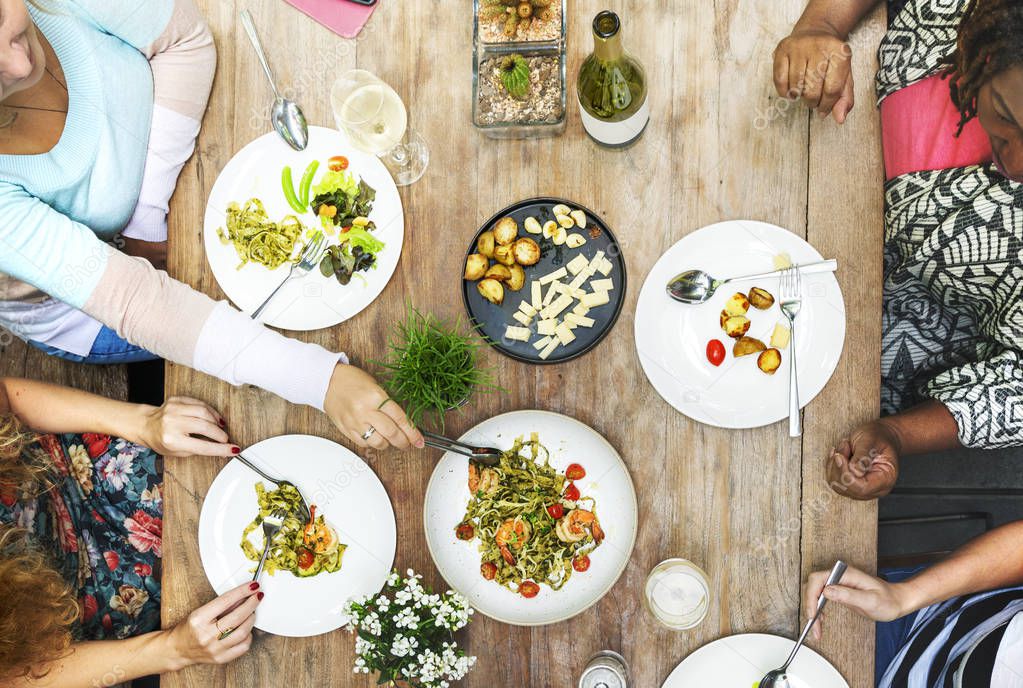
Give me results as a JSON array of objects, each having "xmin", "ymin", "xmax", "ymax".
[
  {"xmin": 780, "ymin": 267, "xmax": 803, "ymax": 437},
  {"xmin": 251, "ymin": 231, "xmax": 326, "ymax": 319},
  {"xmin": 234, "ymin": 452, "xmax": 311, "ymax": 523},
  {"xmin": 252, "ymin": 508, "xmax": 287, "ymax": 582}
]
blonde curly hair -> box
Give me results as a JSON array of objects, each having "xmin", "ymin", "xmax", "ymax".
[{"xmin": 0, "ymin": 414, "xmax": 77, "ymax": 681}]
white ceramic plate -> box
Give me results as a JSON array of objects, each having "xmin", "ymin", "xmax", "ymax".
[
  {"xmin": 661, "ymin": 633, "xmax": 849, "ymax": 688},
  {"xmin": 198, "ymin": 434, "xmax": 395, "ymax": 637},
  {"xmin": 423, "ymin": 410, "xmax": 638, "ymax": 626},
  {"xmin": 635, "ymin": 220, "xmax": 845, "ymax": 428},
  {"xmin": 203, "ymin": 126, "xmax": 404, "ymax": 331}
]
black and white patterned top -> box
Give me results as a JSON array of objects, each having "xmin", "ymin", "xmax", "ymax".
[{"xmin": 878, "ymin": 0, "xmax": 1023, "ymax": 448}]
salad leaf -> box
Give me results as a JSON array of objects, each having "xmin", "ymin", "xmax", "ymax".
[
  {"xmin": 345, "ymin": 226, "xmax": 385, "ymax": 256},
  {"xmin": 312, "ymin": 169, "xmax": 359, "ymax": 199}
]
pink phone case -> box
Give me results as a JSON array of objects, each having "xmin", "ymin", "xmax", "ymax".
[{"xmin": 283, "ymin": 0, "xmax": 378, "ymax": 39}]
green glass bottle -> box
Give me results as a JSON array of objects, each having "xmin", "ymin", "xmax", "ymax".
[{"xmin": 577, "ymin": 10, "xmax": 649, "ymax": 148}]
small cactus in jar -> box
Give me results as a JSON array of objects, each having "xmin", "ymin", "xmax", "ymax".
[
  {"xmin": 480, "ymin": 0, "xmax": 556, "ymax": 38},
  {"xmin": 498, "ymin": 54, "xmax": 530, "ymax": 99}
]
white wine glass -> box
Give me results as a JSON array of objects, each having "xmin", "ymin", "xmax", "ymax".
[{"xmin": 330, "ymin": 69, "xmax": 429, "ymax": 186}]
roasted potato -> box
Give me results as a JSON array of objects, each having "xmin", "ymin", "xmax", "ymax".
[
  {"xmin": 493, "ymin": 217, "xmax": 518, "ymax": 245},
  {"xmin": 493, "ymin": 244, "xmax": 516, "ymax": 266},
  {"xmin": 733, "ymin": 336, "xmax": 767, "ymax": 357},
  {"xmin": 724, "ymin": 292, "xmax": 750, "ymax": 316},
  {"xmin": 512, "ymin": 237, "xmax": 541, "ymax": 266},
  {"xmin": 722, "ymin": 315, "xmax": 751, "ymax": 338},
  {"xmin": 477, "ymin": 230, "xmax": 496, "ymax": 258},
  {"xmin": 464, "ymin": 254, "xmax": 488, "ymax": 280},
  {"xmin": 748, "ymin": 286, "xmax": 775, "ymax": 310},
  {"xmin": 484, "ymin": 264, "xmax": 512, "ymax": 282},
  {"xmin": 770, "ymin": 322, "xmax": 790, "ymax": 349},
  {"xmin": 477, "ymin": 278, "xmax": 504, "ymax": 305},
  {"xmin": 719, "ymin": 310, "xmax": 729, "ymax": 329},
  {"xmin": 507, "ymin": 264, "xmax": 525, "ymax": 291},
  {"xmin": 757, "ymin": 348, "xmax": 782, "ymax": 374}
]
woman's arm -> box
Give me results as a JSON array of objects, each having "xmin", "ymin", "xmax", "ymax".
[
  {"xmin": 773, "ymin": 0, "xmax": 882, "ymax": 121},
  {"xmin": 804, "ymin": 520, "xmax": 1023, "ymax": 639},
  {"xmin": 0, "ymin": 377, "xmax": 236, "ymax": 457},
  {"xmin": 14, "ymin": 582, "xmax": 261, "ymax": 688}
]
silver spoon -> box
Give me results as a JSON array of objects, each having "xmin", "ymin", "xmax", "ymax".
[
  {"xmin": 240, "ymin": 10, "xmax": 308, "ymax": 151},
  {"xmin": 666, "ymin": 259, "xmax": 837, "ymax": 304},
  {"xmin": 760, "ymin": 560, "xmax": 847, "ymax": 688}
]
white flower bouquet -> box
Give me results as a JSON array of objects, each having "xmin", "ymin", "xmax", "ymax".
[{"xmin": 344, "ymin": 569, "xmax": 477, "ymax": 687}]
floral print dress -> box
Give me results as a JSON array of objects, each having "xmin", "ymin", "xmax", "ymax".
[{"xmin": 0, "ymin": 433, "xmax": 162, "ymax": 641}]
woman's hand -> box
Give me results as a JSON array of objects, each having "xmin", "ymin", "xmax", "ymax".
[
  {"xmin": 323, "ymin": 364, "xmax": 425, "ymax": 451},
  {"xmin": 163, "ymin": 582, "xmax": 263, "ymax": 669},
  {"xmin": 773, "ymin": 25, "xmax": 855, "ymax": 123},
  {"xmin": 137, "ymin": 396, "xmax": 237, "ymax": 457},
  {"xmin": 803, "ymin": 566, "xmax": 910, "ymax": 641},
  {"xmin": 826, "ymin": 418, "xmax": 901, "ymax": 500}
]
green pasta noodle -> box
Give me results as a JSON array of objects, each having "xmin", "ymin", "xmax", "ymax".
[
  {"xmin": 457, "ymin": 435, "xmax": 601, "ymax": 592},
  {"xmin": 217, "ymin": 198, "xmax": 308, "ymax": 271},
  {"xmin": 241, "ymin": 482, "xmax": 346, "ymax": 578}
]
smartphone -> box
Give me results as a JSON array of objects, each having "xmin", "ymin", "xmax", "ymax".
[{"xmin": 345, "ymin": 0, "xmax": 377, "ymax": 5}]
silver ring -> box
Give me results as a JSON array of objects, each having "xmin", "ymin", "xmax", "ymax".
[{"xmin": 361, "ymin": 426, "xmax": 376, "ymax": 441}]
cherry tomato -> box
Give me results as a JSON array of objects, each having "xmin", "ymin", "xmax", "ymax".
[
  {"xmin": 456, "ymin": 522, "xmax": 475, "ymax": 541},
  {"xmin": 546, "ymin": 503, "xmax": 565, "ymax": 520},
  {"xmin": 706, "ymin": 339, "xmax": 726, "ymax": 367},
  {"xmin": 565, "ymin": 463, "xmax": 586, "ymax": 481},
  {"xmin": 480, "ymin": 562, "xmax": 498, "ymax": 580},
  {"xmin": 327, "ymin": 155, "xmax": 349, "ymax": 171},
  {"xmin": 519, "ymin": 581, "xmax": 540, "ymax": 598},
  {"xmin": 573, "ymin": 555, "xmax": 591, "ymax": 572},
  {"xmin": 563, "ymin": 482, "xmax": 580, "ymax": 502},
  {"xmin": 297, "ymin": 549, "xmax": 315, "ymax": 570}
]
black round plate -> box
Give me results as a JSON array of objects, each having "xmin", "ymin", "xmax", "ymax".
[{"xmin": 461, "ymin": 197, "xmax": 627, "ymax": 364}]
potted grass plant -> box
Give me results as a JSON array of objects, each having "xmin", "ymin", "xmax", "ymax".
[{"xmin": 374, "ymin": 305, "xmax": 501, "ymax": 432}]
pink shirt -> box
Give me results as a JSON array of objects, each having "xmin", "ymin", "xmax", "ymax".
[{"xmin": 880, "ymin": 74, "xmax": 992, "ymax": 180}]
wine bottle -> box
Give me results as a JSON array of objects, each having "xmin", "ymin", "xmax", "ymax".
[{"xmin": 577, "ymin": 10, "xmax": 649, "ymax": 148}]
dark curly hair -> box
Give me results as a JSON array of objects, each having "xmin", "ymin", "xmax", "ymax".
[{"xmin": 946, "ymin": 0, "xmax": 1023, "ymax": 135}]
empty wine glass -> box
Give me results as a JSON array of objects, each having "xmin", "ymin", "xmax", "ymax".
[{"xmin": 330, "ymin": 69, "xmax": 429, "ymax": 186}]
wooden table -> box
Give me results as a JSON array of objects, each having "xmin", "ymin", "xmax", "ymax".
[{"xmin": 163, "ymin": 1, "xmax": 885, "ymax": 686}]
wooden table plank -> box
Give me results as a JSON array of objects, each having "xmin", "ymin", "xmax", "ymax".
[
  {"xmin": 163, "ymin": 1, "xmax": 880, "ymax": 686},
  {"xmin": 800, "ymin": 8, "xmax": 887, "ymax": 687}
]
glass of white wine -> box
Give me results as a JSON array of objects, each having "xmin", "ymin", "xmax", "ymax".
[{"xmin": 330, "ymin": 69, "xmax": 429, "ymax": 186}]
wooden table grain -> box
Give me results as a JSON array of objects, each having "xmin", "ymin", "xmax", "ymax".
[{"xmin": 162, "ymin": 1, "xmax": 884, "ymax": 686}]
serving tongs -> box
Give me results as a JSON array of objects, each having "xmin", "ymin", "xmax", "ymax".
[
  {"xmin": 234, "ymin": 452, "xmax": 312, "ymax": 523},
  {"xmin": 421, "ymin": 431, "xmax": 502, "ymax": 467}
]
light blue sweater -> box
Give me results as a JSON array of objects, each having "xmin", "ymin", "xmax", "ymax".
[{"xmin": 0, "ymin": 0, "xmax": 172, "ymax": 311}]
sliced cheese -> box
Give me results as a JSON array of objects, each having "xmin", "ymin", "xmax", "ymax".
[
  {"xmin": 586, "ymin": 250, "xmax": 606, "ymax": 273},
  {"xmin": 580, "ymin": 290, "xmax": 610, "ymax": 308},
  {"xmin": 566, "ymin": 254, "xmax": 590, "ymax": 276},
  {"xmin": 505, "ymin": 326, "xmax": 531, "ymax": 342},
  {"xmin": 540, "ymin": 294, "xmax": 574, "ymax": 319},
  {"xmin": 542, "ymin": 281, "xmax": 560, "ymax": 306},
  {"xmin": 539, "ymin": 338, "xmax": 560, "ymax": 360},
  {"xmin": 597, "ymin": 257, "xmax": 613, "ymax": 276},
  {"xmin": 539, "ymin": 267, "xmax": 568, "ymax": 285},
  {"xmin": 530, "ymin": 280, "xmax": 542, "ymax": 309},
  {"xmin": 565, "ymin": 313, "xmax": 595, "ymax": 328},
  {"xmin": 532, "ymin": 335, "xmax": 553, "ymax": 351},
  {"xmin": 512, "ymin": 310, "xmax": 533, "ymax": 327},
  {"xmin": 536, "ymin": 318, "xmax": 559, "ymax": 336},
  {"xmin": 590, "ymin": 278, "xmax": 614, "ymax": 292},
  {"xmin": 519, "ymin": 300, "xmax": 537, "ymax": 317},
  {"xmin": 554, "ymin": 322, "xmax": 576, "ymax": 345},
  {"xmin": 567, "ymin": 270, "xmax": 590, "ymax": 291},
  {"xmin": 572, "ymin": 303, "xmax": 591, "ymax": 317}
]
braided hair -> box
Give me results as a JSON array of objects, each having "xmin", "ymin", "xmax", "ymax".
[{"xmin": 945, "ymin": 0, "xmax": 1023, "ymax": 135}]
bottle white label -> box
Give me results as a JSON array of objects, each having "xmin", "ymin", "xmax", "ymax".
[{"xmin": 578, "ymin": 96, "xmax": 650, "ymax": 146}]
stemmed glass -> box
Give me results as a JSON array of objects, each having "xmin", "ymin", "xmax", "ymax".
[{"xmin": 330, "ymin": 69, "xmax": 429, "ymax": 186}]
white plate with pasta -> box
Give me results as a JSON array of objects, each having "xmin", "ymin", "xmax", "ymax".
[
  {"xmin": 423, "ymin": 410, "xmax": 637, "ymax": 626},
  {"xmin": 198, "ymin": 434, "xmax": 395, "ymax": 637},
  {"xmin": 202, "ymin": 125, "xmax": 404, "ymax": 331}
]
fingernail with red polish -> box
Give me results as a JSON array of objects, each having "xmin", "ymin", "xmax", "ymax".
[
  {"xmin": 257, "ymin": 591, "xmax": 265, "ymax": 601},
  {"xmin": 219, "ymin": 418, "xmax": 227, "ymax": 428},
  {"xmin": 249, "ymin": 582, "xmax": 259, "ymax": 591},
  {"xmin": 232, "ymin": 446, "xmax": 241, "ymax": 454}
]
